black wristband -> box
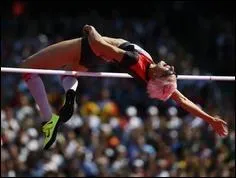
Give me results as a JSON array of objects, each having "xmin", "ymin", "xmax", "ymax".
[{"xmin": 120, "ymin": 51, "xmax": 138, "ymax": 68}]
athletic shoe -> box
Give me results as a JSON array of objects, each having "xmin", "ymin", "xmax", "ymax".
[
  {"xmin": 58, "ymin": 89, "xmax": 76, "ymax": 123},
  {"xmin": 41, "ymin": 114, "xmax": 60, "ymax": 150}
]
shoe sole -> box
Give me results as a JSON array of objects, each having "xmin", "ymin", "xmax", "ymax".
[
  {"xmin": 59, "ymin": 90, "xmax": 75, "ymax": 123},
  {"xmin": 59, "ymin": 104, "xmax": 74, "ymax": 123}
]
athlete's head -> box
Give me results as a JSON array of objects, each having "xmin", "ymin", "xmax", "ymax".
[{"xmin": 147, "ymin": 60, "xmax": 177, "ymax": 101}]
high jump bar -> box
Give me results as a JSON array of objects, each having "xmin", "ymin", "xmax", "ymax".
[{"xmin": 1, "ymin": 67, "xmax": 235, "ymax": 81}]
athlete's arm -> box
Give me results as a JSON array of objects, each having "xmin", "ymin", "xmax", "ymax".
[
  {"xmin": 102, "ymin": 36, "xmax": 127, "ymax": 46},
  {"xmin": 83, "ymin": 25, "xmax": 125, "ymax": 61},
  {"xmin": 171, "ymin": 90, "xmax": 228, "ymax": 137},
  {"xmin": 82, "ymin": 25, "xmax": 151, "ymax": 78}
]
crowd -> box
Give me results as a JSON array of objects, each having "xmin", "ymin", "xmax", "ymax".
[{"xmin": 1, "ymin": 1, "xmax": 235, "ymax": 177}]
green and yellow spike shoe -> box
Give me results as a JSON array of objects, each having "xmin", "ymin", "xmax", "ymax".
[{"xmin": 42, "ymin": 114, "xmax": 60, "ymax": 150}]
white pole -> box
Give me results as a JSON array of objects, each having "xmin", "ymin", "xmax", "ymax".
[
  {"xmin": 1, "ymin": 67, "xmax": 133, "ymax": 78},
  {"xmin": 1, "ymin": 67, "xmax": 235, "ymax": 81},
  {"xmin": 177, "ymin": 75, "xmax": 235, "ymax": 81}
]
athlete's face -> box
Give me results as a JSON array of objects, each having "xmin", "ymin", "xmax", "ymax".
[
  {"xmin": 149, "ymin": 61, "xmax": 175, "ymax": 79},
  {"xmin": 157, "ymin": 61, "xmax": 174, "ymax": 73}
]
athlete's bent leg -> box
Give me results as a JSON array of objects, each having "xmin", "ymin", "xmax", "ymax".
[
  {"xmin": 23, "ymin": 73, "xmax": 52, "ymax": 121},
  {"xmin": 20, "ymin": 39, "xmax": 81, "ymax": 150}
]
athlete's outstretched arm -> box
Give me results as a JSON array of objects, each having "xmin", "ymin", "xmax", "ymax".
[
  {"xmin": 171, "ymin": 90, "xmax": 228, "ymax": 137},
  {"xmin": 83, "ymin": 25, "xmax": 126, "ymax": 62}
]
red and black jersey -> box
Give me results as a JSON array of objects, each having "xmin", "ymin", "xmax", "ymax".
[
  {"xmin": 118, "ymin": 42, "xmax": 154, "ymax": 84},
  {"xmin": 80, "ymin": 37, "xmax": 154, "ymax": 85}
]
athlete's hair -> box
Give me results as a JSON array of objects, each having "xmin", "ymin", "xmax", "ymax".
[{"xmin": 147, "ymin": 72, "xmax": 177, "ymax": 101}]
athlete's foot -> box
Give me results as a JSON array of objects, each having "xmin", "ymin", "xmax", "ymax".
[
  {"xmin": 42, "ymin": 114, "xmax": 60, "ymax": 150},
  {"xmin": 58, "ymin": 89, "xmax": 76, "ymax": 123}
]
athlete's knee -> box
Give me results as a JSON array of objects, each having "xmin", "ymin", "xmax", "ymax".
[
  {"xmin": 21, "ymin": 58, "xmax": 39, "ymax": 81},
  {"xmin": 20, "ymin": 57, "xmax": 33, "ymax": 68},
  {"xmin": 20, "ymin": 52, "xmax": 40, "ymax": 69},
  {"xmin": 20, "ymin": 60, "xmax": 28, "ymax": 68}
]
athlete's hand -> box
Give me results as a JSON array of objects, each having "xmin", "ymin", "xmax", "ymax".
[
  {"xmin": 210, "ymin": 116, "xmax": 228, "ymax": 137},
  {"xmin": 83, "ymin": 24, "xmax": 95, "ymax": 35}
]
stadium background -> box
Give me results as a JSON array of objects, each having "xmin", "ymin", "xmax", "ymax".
[{"xmin": 1, "ymin": 0, "xmax": 235, "ymax": 177}]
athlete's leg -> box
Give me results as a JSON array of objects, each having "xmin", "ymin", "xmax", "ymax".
[
  {"xmin": 61, "ymin": 75, "xmax": 78, "ymax": 92},
  {"xmin": 20, "ymin": 38, "xmax": 81, "ymax": 69},
  {"xmin": 23, "ymin": 72, "xmax": 61, "ymax": 149},
  {"xmin": 42, "ymin": 75, "xmax": 79, "ymax": 149},
  {"xmin": 41, "ymin": 74, "xmax": 79, "ymax": 149},
  {"xmin": 23, "ymin": 73, "xmax": 52, "ymax": 121},
  {"xmin": 21, "ymin": 39, "xmax": 80, "ymax": 121},
  {"xmin": 58, "ymin": 75, "xmax": 78, "ymax": 123},
  {"xmin": 20, "ymin": 39, "xmax": 81, "ymax": 149}
]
